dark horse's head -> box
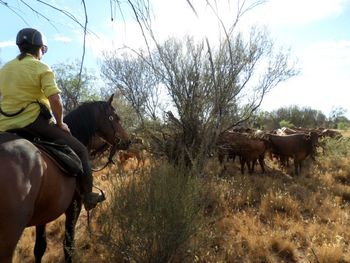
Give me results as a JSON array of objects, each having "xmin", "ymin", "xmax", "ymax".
[{"xmin": 64, "ymin": 94, "xmax": 131, "ymax": 151}]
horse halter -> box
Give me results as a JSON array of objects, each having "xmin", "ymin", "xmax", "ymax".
[
  {"xmin": 104, "ymin": 106, "xmax": 124, "ymax": 147},
  {"xmin": 91, "ymin": 104, "xmax": 128, "ymax": 172}
]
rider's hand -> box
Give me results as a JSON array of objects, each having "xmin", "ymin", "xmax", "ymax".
[{"xmin": 57, "ymin": 122, "xmax": 71, "ymax": 134}]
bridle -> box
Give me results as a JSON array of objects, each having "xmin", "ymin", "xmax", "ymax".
[
  {"xmin": 106, "ymin": 113, "xmax": 123, "ymax": 146},
  {"xmin": 91, "ymin": 104, "xmax": 126, "ymax": 172}
]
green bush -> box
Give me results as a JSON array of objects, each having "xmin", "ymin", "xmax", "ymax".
[
  {"xmin": 97, "ymin": 163, "xmax": 203, "ymax": 262},
  {"xmin": 319, "ymin": 137, "xmax": 350, "ymax": 160},
  {"xmin": 337, "ymin": 121, "xmax": 349, "ymax": 130},
  {"xmin": 279, "ymin": 119, "xmax": 294, "ymax": 128}
]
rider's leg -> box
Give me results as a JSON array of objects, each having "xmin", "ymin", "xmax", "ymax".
[{"xmin": 23, "ymin": 115, "xmax": 105, "ymax": 210}]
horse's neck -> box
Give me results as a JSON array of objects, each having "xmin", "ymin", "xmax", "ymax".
[{"xmin": 64, "ymin": 103, "xmax": 99, "ymax": 147}]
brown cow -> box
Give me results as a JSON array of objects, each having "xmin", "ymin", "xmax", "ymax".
[
  {"xmin": 218, "ymin": 131, "xmax": 268, "ymax": 174},
  {"xmin": 118, "ymin": 149, "xmax": 144, "ymax": 168},
  {"xmin": 290, "ymin": 127, "xmax": 342, "ymax": 139},
  {"xmin": 320, "ymin": 129, "xmax": 342, "ymax": 139},
  {"xmin": 267, "ymin": 132, "xmax": 318, "ymax": 175}
]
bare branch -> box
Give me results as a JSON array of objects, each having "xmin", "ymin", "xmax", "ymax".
[
  {"xmin": 0, "ymin": 1, "xmax": 29, "ymax": 25},
  {"xmin": 184, "ymin": 0, "xmax": 198, "ymax": 17},
  {"xmin": 76, "ymin": 0, "xmax": 88, "ymax": 90},
  {"xmin": 126, "ymin": 0, "xmax": 153, "ymax": 65},
  {"xmin": 35, "ymin": 0, "xmax": 88, "ymax": 30},
  {"xmin": 19, "ymin": 0, "xmax": 56, "ymax": 29}
]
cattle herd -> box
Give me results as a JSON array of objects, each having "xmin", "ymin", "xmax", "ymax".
[{"xmin": 217, "ymin": 126, "xmax": 342, "ymax": 175}]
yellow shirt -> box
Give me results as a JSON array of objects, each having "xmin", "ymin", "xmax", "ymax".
[{"xmin": 0, "ymin": 54, "xmax": 61, "ymax": 131}]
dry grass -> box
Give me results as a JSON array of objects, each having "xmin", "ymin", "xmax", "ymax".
[
  {"xmin": 341, "ymin": 129, "xmax": 350, "ymax": 138},
  {"xmin": 13, "ymin": 131, "xmax": 350, "ymax": 262}
]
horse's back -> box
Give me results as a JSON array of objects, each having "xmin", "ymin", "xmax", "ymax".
[{"xmin": 0, "ymin": 133, "xmax": 44, "ymax": 255}]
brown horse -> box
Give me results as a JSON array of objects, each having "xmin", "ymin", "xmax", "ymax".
[{"xmin": 0, "ymin": 94, "xmax": 130, "ymax": 263}]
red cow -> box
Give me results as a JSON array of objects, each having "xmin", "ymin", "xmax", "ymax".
[
  {"xmin": 267, "ymin": 132, "xmax": 318, "ymax": 175},
  {"xmin": 218, "ymin": 131, "xmax": 268, "ymax": 174}
]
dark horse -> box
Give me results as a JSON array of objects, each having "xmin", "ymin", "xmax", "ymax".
[{"xmin": 0, "ymin": 94, "xmax": 130, "ymax": 262}]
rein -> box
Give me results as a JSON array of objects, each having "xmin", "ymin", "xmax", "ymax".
[{"xmin": 91, "ymin": 142, "xmax": 119, "ymax": 172}]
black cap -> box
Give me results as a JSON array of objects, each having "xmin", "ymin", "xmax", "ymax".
[{"xmin": 16, "ymin": 28, "xmax": 47, "ymax": 47}]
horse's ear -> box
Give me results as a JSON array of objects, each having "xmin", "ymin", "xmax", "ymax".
[{"xmin": 107, "ymin": 94, "xmax": 114, "ymax": 105}]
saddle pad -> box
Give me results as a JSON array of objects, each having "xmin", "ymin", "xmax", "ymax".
[{"xmin": 33, "ymin": 140, "xmax": 83, "ymax": 176}]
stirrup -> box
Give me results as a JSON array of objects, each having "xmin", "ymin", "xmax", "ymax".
[{"xmin": 83, "ymin": 192, "xmax": 106, "ymax": 211}]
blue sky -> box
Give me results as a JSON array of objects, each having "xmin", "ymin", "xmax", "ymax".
[{"xmin": 1, "ymin": 0, "xmax": 350, "ymax": 119}]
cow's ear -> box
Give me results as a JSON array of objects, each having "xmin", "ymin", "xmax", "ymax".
[{"xmin": 107, "ymin": 94, "xmax": 115, "ymax": 105}]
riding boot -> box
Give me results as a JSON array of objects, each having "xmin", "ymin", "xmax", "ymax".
[
  {"xmin": 78, "ymin": 173, "xmax": 105, "ymax": 211},
  {"xmin": 82, "ymin": 192, "xmax": 106, "ymax": 211}
]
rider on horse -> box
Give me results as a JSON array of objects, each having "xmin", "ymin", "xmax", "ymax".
[{"xmin": 0, "ymin": 28, "xmax": 104, "ymax": 211}]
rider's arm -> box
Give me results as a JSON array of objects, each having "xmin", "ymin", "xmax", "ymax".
[{"xmin": 48, "ymin": 93, "xmax": 70, "ymax": 133}]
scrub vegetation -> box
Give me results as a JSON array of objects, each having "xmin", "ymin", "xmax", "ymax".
[{"xmin": 14, "ymin": 131, "xmax": 350, "ymax": 263}]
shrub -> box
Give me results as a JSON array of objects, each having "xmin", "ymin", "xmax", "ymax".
[
  {"xmin": 279, "ymin": 119, "xmax": 294, "ymax": 128},
  {"xmin": 337, "ymin": 121, "xmax": 348, "ymax": 130},
  {"xmin": 319, "ymin": 137, "xmax": 350, "ymax": 160},
  {"xmin": 97, "ymin": 162, "xmax": 203, "ymax": 263}
]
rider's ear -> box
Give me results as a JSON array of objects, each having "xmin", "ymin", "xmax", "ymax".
[{"xmin": 107, "ymin": 94, "xmax": 114, "ymax": 105}]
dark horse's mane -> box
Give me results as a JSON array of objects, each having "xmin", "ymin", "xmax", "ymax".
[{"xmin": 64, "ymin": 101, "xmax": 107, "ymax": 146}]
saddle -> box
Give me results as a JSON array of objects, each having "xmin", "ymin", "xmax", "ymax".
[
  {"xmin": 3, "ymin": 130, "xmax": 83, "ymax": 176},
  {"xmin": 33, "ymin": 140, "xmax": 83, "ymax": 176}
]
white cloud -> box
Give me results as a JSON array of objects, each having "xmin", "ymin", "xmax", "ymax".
[
  {"xmin": 85, "ymin": 20, "xmax": 147, "ymax": 58},
  {"xmin": 53, "ymin": 35, "xmax": 72, "ymax": 43},
  {"xmin": 261, "ymin": 39, "xmax": 350, "ymax": 118},
  {"xmin": 87, "ymin": 0, "xmax": 248, "ymax": 52},
  {"xmin": 251, "ymin": 0, "xmax": 348, "ymax": 27},
  {"xmin": 0, "ymin": 41, "xmax": 15, "ymax": 48},
  {"xmin": 151, "ymin": 0, "xmax": 252, "ymax": 43},
  {"xmin": 302, "ymin": 40, "xmax": 350, "ymax": 70}
]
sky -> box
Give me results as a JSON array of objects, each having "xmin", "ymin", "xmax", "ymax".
[{"xmin": 0, "ymin": 0, "xmax": 349, "ymax": 119}]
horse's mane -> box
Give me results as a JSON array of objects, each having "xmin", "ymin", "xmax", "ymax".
[{"xmin": 64, "ymin": 101, "xmax": 107, "ymax": 146}]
